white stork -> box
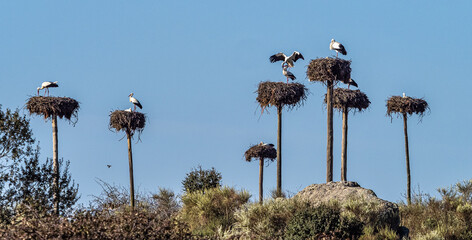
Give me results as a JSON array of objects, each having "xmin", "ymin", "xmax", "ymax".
[
  {"xmin": 259, "ymin": 141, "xmax": 274, "ymax": 148},
  {"xmin": 269, "ymin": 51, "xmax": 304, "ymax": 68},
  {"xmin": 282, "ymin": 65, "xmax": 296, "ymax": 83},
  {"xmin": 403, "ymin": 93, "xmax": 406, "ymax": 98},
  {"xmin": 128, "ymin": 93, "xmax": 143, "ymax": 111},
  {"xmin": 342, "ymin": 78, "xmax": 358, "ymax": 89},
  {"xmin": 37, "ymin": 81, "xmax": 58, "ymax": 96},
  {"xmin": 330, "ymin": 39, "xmax": 347, "ymax": 57}
]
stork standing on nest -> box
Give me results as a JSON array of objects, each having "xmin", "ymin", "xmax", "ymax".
[
  {"xmin": 37, "ymin": 81, "xmax": 59, "ymax": 96},
  {"xmin": 270, "ymin": 51, "xmax": 304, "ymax": 69},
  {"xmin": 282, "ymin": 65, "xmax": 296, "ymax": 83},
  {"xmin": 403, "ymin": 93, "xmax": 407, "ymax": 98},
  {"xmin": 330, "ymin": 39, "xmax": 347, "ymax": 57},
  {"xmin": 342, "ymin": 78, "xmax": 358, "ymax": 89},
  {"xmin": 259, "ymin": 141, "xmax": 274, "ymax": 147},
  {"xmin": 128, "ymin": 93, "xmax": 143, "ymax": 111}
]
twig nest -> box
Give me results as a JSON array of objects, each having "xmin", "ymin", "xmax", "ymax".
[
  {"xmin": 387, "ymin": 96, "xmax": 429, "ymax": 117},
  {"xmin": 26, "ymin": 96, "xmax": 79, "ymax": 121},
  {"xmin": 324, "ymin": 88, "xmax": 370, "ymax": 112},
  {"xmin": 244, "ymin": 144, "xmax": 277, "ymax": 162},
  {"xmin": 256, "ymin": 81, "xmax": 307, "ymax": 109},
  {"xmin": 307, "ymin": 57, "xmax": 351, "ymax": 83},
  {"xmin": 109, "ymin": 110, "xmax": 146, "ymax": 136}
]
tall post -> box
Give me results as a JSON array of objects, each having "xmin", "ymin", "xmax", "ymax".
[
  {"xmin": 127, "ymin": 130, "xmax": 135, "ymax": 208},
  {"xmin": 276, "ymin": 106, "xmax": 282, "ymax": 196},
  {"xmin": 52, "ymin": 115, "xmax": 59, "ymax": 215},
  {"xmin": 403, "ymin": 113, "xmax": 411, "ymax": 205},
  {"xmin": 259, "ymin": 157, "xmax": 264, "ymax": 204},
  {"xmin": 341, "ymin": 107, "xmax": 348, "ymax": 182},
  {"xmin": 326, "ymin": 81, "xmax": 334, "ymax": 182}
]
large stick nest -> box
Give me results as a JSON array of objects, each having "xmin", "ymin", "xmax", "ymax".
[
  {"xmin": 307, "ymin": 57, "xmax": 351, "ymax": 83},
  {"xmin": 387, "ymin": 96, "xmax": 429, "ymax": 117},
  {"xmin": 244, "ymin": 144, "xmax": 277, "ymax": 162},
  {"xmin": 109, "ymin": 110, "xmax": 146, "ymax": 136},
  {"xmin": 324, "ymin": 88, "xmax": 370, "ymax": 112},
  {"xmin": 256, "ymin": 81, "xmax": 307, "ymax": 109},
  {"xmin": 26, "ymin": 96, "xmax": 80, "ymax": 122}
]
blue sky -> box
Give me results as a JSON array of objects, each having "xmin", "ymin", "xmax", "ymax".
[{"xmin": 1, "ymin": 1, "xmax": 471, "ymax": 204}]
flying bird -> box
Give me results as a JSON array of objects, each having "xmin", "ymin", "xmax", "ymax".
[
  {"xmin": 259, "ymin": 141, "xmax": 274, "ymax": 148},
  {"xmin": 107, "ymin": 164, "xmax": 112, "ymax": 168},
  {"xmin": 282, "ymin": 65, "xmax": 296, "ymax": 83},
  {"xmin": 128, "ymin": 93, "xmax": 143, "ymax": 111},
  {"xmin": 342, "ymin": 78, "xmax": 358, "ymax": 89},
  {"xmin": 330, "ymin": 39, "xmax": 347, "ymax": 57},
  {"xmin": 37, "ymin": 81, "xmax": 58, "ymax": 96},
  {"xmin": 269, "ymin": 51, "xmax": 304, "ymax": 68}
]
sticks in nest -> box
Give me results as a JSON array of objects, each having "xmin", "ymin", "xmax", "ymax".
[
  {"xmin": 109, "ymin": 110, "xmax": 146, "ymax": 137},
  {"xmin": 325, "ymin": 88, "xmax": 370, "ymax": 112},
  {"xmin": 387, "ymin": 96, "xmax": 429, "ymax": 117},
  {"xmin": 256, "ymin": 81, "xmax": 307, "ymax": 110},
  {"xmin": 307, "ymin": 57, "xmax": 351, "ymax": 83},
  {"xmin": 26, "ymin": 96, "xmax": 80, "ymax": 123},
  {"xmin": 244, "ymin": 144, "xmax": 277, "ymax": 162}
]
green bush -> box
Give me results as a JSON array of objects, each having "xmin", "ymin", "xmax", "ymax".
[
  {"xmin": 284, "ymin": 203, "xmax": 363, "ymax": 240},
  {"xmin": 180, "ymin": 186, "xmax": 250, "ymax": 237},
  {"xmin": 182, "ymin": 166, "xmax": 222, "ymax": 193}
]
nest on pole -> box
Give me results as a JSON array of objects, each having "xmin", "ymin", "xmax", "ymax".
[
  {"xmin": 306, "ymin": 57, "xmax": 351, "ymax": 84},
  {"xmin": 256, "ymin": 81, "xmax": 307, "ymax": 110},
  {"xmin": 109, "ymin": 110, "xmax": 146, "ymax": 137},
  {"xmin": 244, "ymin": 144, "xmax": 277, "ymax": 162},
  {"xmin": 324, "ymin": 88, "xmax": 370, "ymax": 112},
  {"xmin": 26, "ymin": 96, "xmax": 80, "ymax": 123},
  {"xmin": 386, "ymin": 96, "xmax": 429, "ymax": 117}
]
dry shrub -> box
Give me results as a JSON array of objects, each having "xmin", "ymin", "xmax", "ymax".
[
  {"xmin": 324, "ymin": 88, "xmax": 370, "ymax": 112},
  {"xmin": 386, "ymin": 96, "xmax": 429, "ymax": 117},
  {"xmin": 0, "ymin": 208, "xmax": 192, "ymax": 240},
  {"xmin": 307, "ymin": 57, "xmax": 351, "ymax": 83},
  {"xmin": 244, "ymin": 144, "xmax": 277, "ymax": 162},
  {"xmin": 109, "ymin": 110, "xmax": 146, "ymax": 136},
  {"xmin": 26, "ymin": 96, "xmax": 79, "ymax": 122},
  {"xmin": 256, "ymin": 81, "xmax": 307, "ymax": 109}
]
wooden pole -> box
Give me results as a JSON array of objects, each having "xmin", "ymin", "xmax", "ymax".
[
  {"xmin": 127, "ymin": 130, "xmax": 135, "ymax": 208},
  {"xmin": 52, "ymin": 115, "xmax": 59, "ymax": 215},
  {"xmin": 403, "ymin": 113, "xmax": 411, "ymax": 205},
  {"xmin": 326, "ymin": 81, "xmax": 334, "ymax": 182},
  {"xmin": 341, "ymin": 106, "xmax": 348, "ymax": 182},
  {"xmin": 276, "ymin": 106, "xmax": 282, "ymax": 196},
  {"xmin": 259, "ymin": 157, "xmax": 264, "ymax": 204}
]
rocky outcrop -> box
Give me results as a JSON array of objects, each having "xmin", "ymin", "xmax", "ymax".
[{"xmin": 294, "ymin": 181, "xmax": 400, "ymax": 230}]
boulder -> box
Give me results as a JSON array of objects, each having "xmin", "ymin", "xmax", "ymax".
[{"xmin": 294, "ymin": 181, "xmax": 400, "ymax": 230}]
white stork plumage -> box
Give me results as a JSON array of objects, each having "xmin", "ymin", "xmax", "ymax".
[
  {"xmin": 124, "ymin": 108, "xmax": 132, "ymax": 112},
  {"xmin": 259, "ymin": 141, "xmax": 274, "ymax": 148},
  {"xmin": 330, "ymin": 39, "xmax": 347, "ymax": 57},
  {"xmin": 403, "ymin": 93, "xmax": 406, "ymax": 98},
  {"xmin": 37, "ymin": 81, "xmax": 59, "ymax": 96},
  {"xmin": 269, "ymin": 51, "xmax": 304, "ymax": 68},
  {"xmin": 128, "ymin": 93, "xmax": 143, "ymax": 111},
  {"xmin": 282, "ymin": 65, "xmax": 296, "ymax": 83},
  {"xmin": 342, "ymin": 78, "xmax": 358, "ymax": 89}
]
